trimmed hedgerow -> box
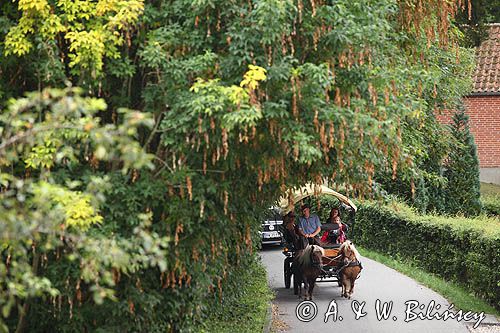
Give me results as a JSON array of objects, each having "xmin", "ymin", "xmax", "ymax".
[
  {"xmin": 480, "ymin": 183, "xmax": 500, "ymax": 217},
  {"xmin": 482, "ymin": 196, "xmax": 500, "ymax": 217},
  {"xmin": 353, "ymin": 201, "xmax": 500, "ymax": 310}
]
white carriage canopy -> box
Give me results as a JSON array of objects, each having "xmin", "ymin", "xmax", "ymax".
[{"xmin": 278, "ymin": 183, "xmax": 357, "ymax": 214}]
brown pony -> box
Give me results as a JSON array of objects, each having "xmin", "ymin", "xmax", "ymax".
[
  {"xmin": 338, "ymin": 240, "xmax": 362, "ymax": 299},
  {"xmin": 293, "ymin": 244, "xmax": 325, "ymax": 300}
]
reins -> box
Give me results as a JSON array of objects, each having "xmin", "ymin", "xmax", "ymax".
[
  {"xmin": 321, "ymin": 245, "xmax": 362, "ymax": 269},
  {"xmin": 321, "ymin": 253, "xmax": 343, "ymax": 266}
]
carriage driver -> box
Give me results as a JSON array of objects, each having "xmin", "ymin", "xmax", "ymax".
[{"xmin": 298, "ymin": 204, "xmax": 321, "ymax": 245}]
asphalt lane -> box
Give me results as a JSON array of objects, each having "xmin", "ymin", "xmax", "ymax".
[{"xmin": 260, "ymin": 246, "xmax": 474, "ymax": 333}]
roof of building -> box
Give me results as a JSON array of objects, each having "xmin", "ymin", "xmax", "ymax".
[{"xmin": 472, "ymin": 24, "xmax": 500, "ymax": 95}]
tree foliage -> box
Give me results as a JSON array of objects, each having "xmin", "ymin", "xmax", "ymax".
[
  {"xmin": 456, "ymin": 0, "xmax": 500, "ymax": 47},
  {"xmin": 443, "ymin": 107, "xmax": 482, "ymax": 216},
  {"xmin": 374, "ymin": 45, "xmax": 475, "ymax": 214},
  {"xmin": 0, "ymin": 0, "xmax": 477, "ymax": 331},
  {"xmin": 4, "ymin": 0, "xmax": 144, "ymax": 77},
  {"xmin": 0, "ymin": 88, "xmax": 175, "ymax": 332}
]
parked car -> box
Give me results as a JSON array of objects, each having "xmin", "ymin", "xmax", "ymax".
[{"xmin": 260, "ymin": 208, "xmax": 283, "ymax": 246}]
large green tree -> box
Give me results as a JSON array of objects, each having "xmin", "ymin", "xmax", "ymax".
[{"xmin": 0, "ymin": 0, "xmax": 475, "ymax": 331}]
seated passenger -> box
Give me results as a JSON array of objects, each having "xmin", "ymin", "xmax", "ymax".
[
  {"xmin": 282, "ymin": 211, "xmax": 307, "ymax": 250},
  {"xmin": 298, "ymin": 204, "xmax": 322, "ymax": 245},
  {"xmin": 327, "ymin": 207, "xmax": 340, "ymax": 223},
  {"xmin": 332, "ymin": 216, "xmax": 347, "ymax": 244},
  {"xmin": 320, "ymin": 208, "xmax": 348, "ymax": 244}
]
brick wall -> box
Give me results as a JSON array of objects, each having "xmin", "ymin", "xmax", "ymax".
[{"xmin": 435, "ymin": 95, "xmax": 500, "ymax": 168}]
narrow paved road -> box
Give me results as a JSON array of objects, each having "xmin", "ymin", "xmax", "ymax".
[{"xmin": 261, "ymin": 246, "xmax": 477, "ymax": 333}]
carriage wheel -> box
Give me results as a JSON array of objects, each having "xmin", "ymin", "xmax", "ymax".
[{"xmin": 284, "ymin": 258, "xmax": 292, "ymax": 289}]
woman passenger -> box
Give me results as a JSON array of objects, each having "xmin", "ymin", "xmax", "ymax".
[{"xmin": 321, "ymin": 207, "xmax": 348, "ymax": 244}]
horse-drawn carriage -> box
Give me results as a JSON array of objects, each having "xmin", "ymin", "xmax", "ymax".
[{"xmin": 279, "ymin": 184, "xmax": 361, "ymax": 299}]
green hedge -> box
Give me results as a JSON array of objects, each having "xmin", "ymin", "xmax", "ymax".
[
  {"xmin": 198, "ymin": 258, "xmax": 273, "ymax": 333},
  {"xmin": 354, "ymin": 201, "xmax": 500, "ymax": 310},
  {"xmin": 482, "ymin": 196, "xmax": 500, "ymax": 217}
]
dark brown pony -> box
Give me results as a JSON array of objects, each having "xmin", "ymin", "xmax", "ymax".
[
  {"xmin": 292, "ymin": 244, "xmax": 325, "ymax": 300},
  {"xmin": 338, "ymin": 240, "xmax": 362, "ymax": 299}
]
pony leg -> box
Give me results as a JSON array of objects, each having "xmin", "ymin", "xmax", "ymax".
[
  {"xmin": 292, "ymin": 263, "xmax": 302, "ymax": 297},
  {"xmin": 295, "ymin": 276, "xmax": 302, "ymax": 298},
  {"xmin": 348, "ymin": 280, "xmax": 356, "ymax": 298},
  {"xmin": 343, "ymin": 279, "xmax": 352, "ymax": 298},
  {"xmin": 303, "ymin": 280, "xmax": 309, "ymax": 300},
  {"xmin": 347, "ymin": 267, "xmax": 360, "ymax": 298},
  {"xmin": 308, "ymin": 278, "xmax": 316, "ymax": 301}
]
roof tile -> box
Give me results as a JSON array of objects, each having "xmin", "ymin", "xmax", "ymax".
[{"xmin": 473, "ymin": 24, "xmax": 500, "ymax": 93}]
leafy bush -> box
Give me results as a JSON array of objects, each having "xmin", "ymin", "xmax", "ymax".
[
  {"xmin": 0, "ymin": 88, "xmax": 172, "ymax": 333},
  {"xmin": 354, "ymin": 201, "xmax": 500, "ymax": 310},
  {"xmin": 482, "ymin": 196, "xmax": 500, "ymax": 217},
  {"xmin": 480, "ymin": 183, "xmax": 500, "ymax": 217},
  {"xmin": 0, "ymin": 0, "xmax": 479, "ymax": 331},
  {"xmin": 198, "ymin": 257, "xmax": 272, "ymax": 333}
]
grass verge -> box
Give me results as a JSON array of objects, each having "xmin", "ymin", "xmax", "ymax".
[
  {"xmin": 480, "ymin": 182, "xmax": 500, "ymax": 196},
  {"xmin": 358, "ymin": 246, "xmax": 499, "ymax": 318},
  {"xmin": 481, "ymin": 182, "xmax": 500, "ymax": 217},
  {"xmin": 199, "ymin": 258, "xmax": 273, "ymax": 333}
]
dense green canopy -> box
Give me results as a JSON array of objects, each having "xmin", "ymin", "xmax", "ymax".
[{"xmin": 0, "ymin": 0, "xmax": 475, "ymax": 331}]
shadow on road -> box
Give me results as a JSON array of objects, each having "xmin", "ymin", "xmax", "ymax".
[{"xmin": 260, "ymin": 244, "xmax": 283, "ymax": 251}]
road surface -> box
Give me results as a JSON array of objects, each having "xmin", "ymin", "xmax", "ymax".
[{"xmin": 260, "ymin": 246, "xmax": 483, "ymax": 333}]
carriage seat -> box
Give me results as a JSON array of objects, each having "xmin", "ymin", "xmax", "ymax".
[
  {"xmin": 322, "ymin": 243, "xmax": 341, "ymax": 249},
  {"xmin": 321, "ymin": 222, "xmax": 340, "ymax": 231}
]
